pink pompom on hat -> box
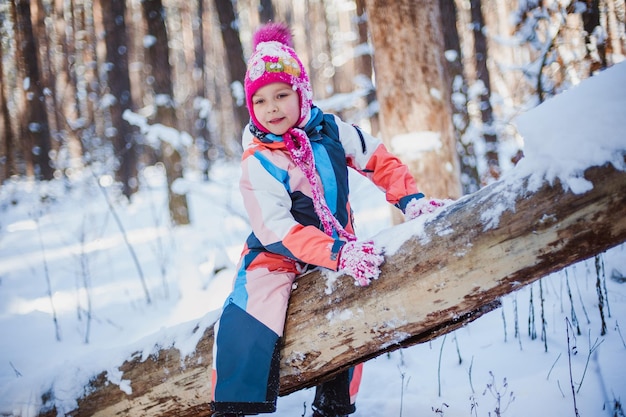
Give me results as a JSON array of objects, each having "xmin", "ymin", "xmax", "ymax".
[{"xmin": 245, "ymin": 22, "xmax": 313, "ymax": 132}]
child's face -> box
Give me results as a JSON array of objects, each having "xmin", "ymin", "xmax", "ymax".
[{"xmin": 252, "ymin": 82, "xmax": 300, "ymax": 135}]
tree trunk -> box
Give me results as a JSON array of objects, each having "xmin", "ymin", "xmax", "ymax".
[
  {"xmin": 0, "ymin": 36, "xmax": 15, "ymax": 182},
  {"xmin": 32, "ymin": 0, "xmax": 61, "ymax": 156},
  {"xmin": 44, "ymin": 158, "xmax": 626, "ymax": 417},
  {"xmin": 355, "ymin": 0, "xmax": 379, "ymax": 135},
  {"xmin": 74, "ymin": 0, "xmax": 99, "ymax": 150},
  {"xmin": 204, "ymin": 0, "xmax": 238, "ymax": 158},
  {"xmin": 214, "ymin": 0, "xmax": 248, "ymax": 136},
  {"xmin": 53, "ymin": 0, "xmax": 84, "ymax": 170},
  {"xmin": 192, "ymin": 0, "xmax": 217, "ymax": 178},
  {"xmin": 302, "ymin": 0, "xmax": 326, "ymax": 99},
  {"xmin": 96, "ymin": 0, "xmax": 137, "ymax": 197},
  {"xmin": 439, "ymin": 0, "xmax": 479, "ymax": 194},
  {"xmin": 582, "ymin": 0, "xmax": 608, "ymax": 73},
  {"xmin": 12, "ymin": 0, "xmax": 54, "ymax": 180},
  {"xmin": 142, "ymin": 0, "xmax": 190, "ymax": 225},
  {"xmin": 363, "ymin": 0, "xmax": 462, "ymax": 213},
  {"xmin": 605, "ymin": 0, "xmax": 623, "ymax": 58},
  {"xmin": 259, "ymin": 0, "xmax": 275, "ymax": 23},
  {"xmin": 470, "ymin": 0, "xmax": 500, "ymax": 183}
]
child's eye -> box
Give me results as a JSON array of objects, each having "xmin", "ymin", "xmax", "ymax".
[{"xmin": 254, "ymin": 98, "xmax": 264, "ymax": 105}]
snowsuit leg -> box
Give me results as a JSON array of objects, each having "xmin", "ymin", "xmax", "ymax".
[
  {"xmin": 312, "ymin": 364, "xmax": 363, "ymax": 416},
  {"xmin": 211, "ymin": 251, "xmax": 299, "ymax": 415}
]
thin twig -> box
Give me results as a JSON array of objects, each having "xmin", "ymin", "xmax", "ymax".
[
  {"xmin": 576, "ymin": 330, "xmax": 604, "ymax": 394},
  {"xmin": 547, "ymin": 353, "xmax": 561, "ymax": 380},
  {"xmin": 79, "ymin": 216, "xmax": 93, "ymax": 344},
  {"xmin": 566, "ymin": 271, "xmax": 581, "ymax": 335},
  {"xmin": 513, "ymin": 295, "xmax": 523, "ymax": 351},
  {"xmin": 399, "ymin": 367, "xmax": 405, "ymax": 417},
  {"xmin": 143, "ymin": 174, "xmax": 172, "ymax": 298},
  {"xmin": 93, "ymin": 173, "xmax": 151, "ymax": 304},
  {"xmin": 528, "ymin": 285, "xmax": 537, "ymax": 340},
  {"xmin": 454, "ymin": 332, "xmax": 462, "ymax": 365},
  {"xmin": 616, "ymin": 321, "xmax": 626, "ymax": 349},
  {"xmin": 573, "ymin": 266, "xmax": 591, "ymax": 324},
  {"xmin": 9, "ymin": 361, "xmax": 22, "ymax": 377},
  {"xmin": 34, "ymin": 216, "xmax": 61, "ymax": 342},
  {"xmin": 540, "ymin": 280, "xmax": 548, "ymax": 352},
  {"xmin": 501, "ymin": 308, "xmax": 507, "ymax": 343},
  {"xmin": 468, "ymin": 355, "xmax": 476, "ymax": 394},
  {"xmin": 595, "ymin": 255, "xmax": 608, "ymax": 335},
  {"xmin": 565, "ymin": 318, "xmax": 581, "ymax": 417},
  {"xmin": 597, "ymin": 253, "xmax": 611, "ymax": 317},
  {"xmin": 437, "ymin": 334, "xmax": 447, "ymax": 397}
]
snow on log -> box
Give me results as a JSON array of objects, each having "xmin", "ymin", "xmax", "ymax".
[
  {"xmin": 280, "ymin": 160, "xmax": 626, "ymax": 394},
  {"xmin": 42, "ymin": 159, "xmax": 626, "ymax": 417}
]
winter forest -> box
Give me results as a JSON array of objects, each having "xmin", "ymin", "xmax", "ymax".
[{"xmin": 1, "ymin": 0, "xmax": 626, "ymax": 416}]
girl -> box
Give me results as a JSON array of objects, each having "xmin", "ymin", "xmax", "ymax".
[{"xmin": 210, "ymin": 23, "xmax": 444, "ymax": 417}]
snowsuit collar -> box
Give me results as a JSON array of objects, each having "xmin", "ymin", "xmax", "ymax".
[{"xmin": 249, "ymin": 106, "xmax": 324, "ymax": 145}]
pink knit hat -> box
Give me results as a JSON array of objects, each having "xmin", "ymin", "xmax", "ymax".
[{"xmin": 245, "ymin": 23, "xmax": 313, "ymax": 132}]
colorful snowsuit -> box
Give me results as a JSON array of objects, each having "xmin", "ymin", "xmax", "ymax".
[{"xmin": 211, "ymin": 107, "xmax": 422, "ymax": 415}]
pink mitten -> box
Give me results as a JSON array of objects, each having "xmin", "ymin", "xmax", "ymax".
[
  {"xmin": 404, "ymin": 197, "xmax": 450, "ymax": 221},
  {"xmin": 338, "ymin": 240, "xmax": 384, "ymax": 287}
]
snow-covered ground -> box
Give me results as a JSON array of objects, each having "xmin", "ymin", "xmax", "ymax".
[{"xmin": 0, "ymin": 63, "xmax": 625, "ymax": 417}]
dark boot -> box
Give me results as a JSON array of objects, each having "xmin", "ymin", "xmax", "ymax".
[
  {"xmin": 213, "ymin": 413, "xmax": 245, "ymax": 417},
  {"xmin": 312, "ymin": 369, "xmax": 355, "ymax": 417},
  {"xmin": 312, "ymin": 411, "xmax": 348, "ymax": 417}
]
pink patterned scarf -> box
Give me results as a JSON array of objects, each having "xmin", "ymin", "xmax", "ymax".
[{"xmin": 282, "ymin": 127, "xmax": 356, "ymax": 242}]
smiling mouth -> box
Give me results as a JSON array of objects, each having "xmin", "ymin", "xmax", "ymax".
[{"xmin": 269, "ymin": 117, "xmax": 284, "ymax": 124}]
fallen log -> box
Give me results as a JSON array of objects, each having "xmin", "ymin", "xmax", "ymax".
[{"xmin": 43, "ymin": 158, "xmax": 626, "ymax": 417}]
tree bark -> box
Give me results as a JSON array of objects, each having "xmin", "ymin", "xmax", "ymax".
[
  {"xmin": 0, "ymin": 35, "xmax": 15, "ymax": 182},
  {"xmin": 74, "ymin": 0, "xmax": 99, "ymax": 147},
  {"xmin": 605, "ymin": 0, "xmax": 623, "ymax": 59},
  {"xmin": 259, "ymin": 0, "xmax": 275, "ymax": 23},
  {"xmin": 470, "ymin": 0, "xmax": 500, "ymax": 183},
  {"xmin": 96, "ymin": 0, "xmax": 137, "ymax": 197},
  {"xmin": 213, "ymin": 0, "xmax": 248, "ymax": 135},
  {"xmin": 12, "ymin": 0, "xmax": 54, "ymax": 180},
  {"xmin": 53, "ymin": 0, "xmax": 84, "ymax": 168},
  {"xmin": 192, "ymin": 0, "xmax": 217, "ymax": 179},
  {"xmin": 45, "ymin": 157, "xmax": 626, "ymax": 417},
  {"xmin": 142, "ymin": 0, "xmax": 190, "ymax": 225},
  {"xmin": 355, "ymin": 0, "xmax": 380, "ymax": 136},
  {"xmin": 363, "ymin": 0, "xmax": 462, "ymax": 224},
  {"xmin": 438, "ymin": 0, "xmax": 478, "ymax": 194},
  {"xmin": 582, "ymin": 0, "xmax": 608, "ymax": 73},
  {"xmin": 32, "ymin": 0, "xmax": 61, "ymax": 156}
]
